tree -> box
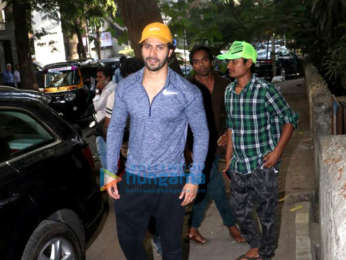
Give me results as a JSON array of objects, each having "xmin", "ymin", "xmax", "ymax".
[
  {"xmin": 311, "ymin": 0, "xmax": 346, "ymax": 92},
  {"xmin": 86, "ymin": 0, "xmax": 117, "ymax": 59},
  {"xmin": 160, "ymin": 0, "xmax": 275, "ymax": 51},
  {"xmin": 38, "ymin": 0, "xmax": 117, "ymax": 60},
  {"xmin": 11, "ymin": 0, "xmax": 36, "ymax": 89},
  {"xmin": 116, "ymin": 0, "xmax": 162, "ymax": 58},
  {"xmin": 115, "ymin": 0, "xmax": 182, "ymax": 74}
]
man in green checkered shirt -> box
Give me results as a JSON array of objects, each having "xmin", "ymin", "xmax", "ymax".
[{"xmin": 217, "ymin": 41, "xmax": 298, "ymax": 260}]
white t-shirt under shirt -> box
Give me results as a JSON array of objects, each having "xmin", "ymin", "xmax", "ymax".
[
  {"xmin": 93, "ymin": 81, "xmax": 116, "ymax": 122},
  {"xmin": 105, "ymin": 91, "xmax": 115, "ymax": 119}
]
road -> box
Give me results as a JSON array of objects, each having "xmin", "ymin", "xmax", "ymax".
[{"xmin": 86, "ymin": 77, "xmax": 315, "ymax": 260}]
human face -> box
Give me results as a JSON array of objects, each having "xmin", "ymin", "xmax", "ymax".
[
  {"xmin": 96, "ymin": 71, "xmax": 108, "ymax": 89},
  {"xmin": 227, "ymin": 58, "xmax": 252, "ymax": 79},
  {"xmin": 191, "ymin": 50, "xmax": 212, "ymax": 77},
  {"xmin": 141, "ymin": 37, "xmax": 172, "ymax": 72}
]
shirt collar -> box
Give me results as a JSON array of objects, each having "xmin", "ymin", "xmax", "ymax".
[{"xmin": 231, "ymin": 74, "xmax": 256, "ymax": 94}]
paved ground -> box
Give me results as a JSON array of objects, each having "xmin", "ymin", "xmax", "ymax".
[{"xmin": 86, "ymin": 77, "xmax": 315, "ymax": 260}]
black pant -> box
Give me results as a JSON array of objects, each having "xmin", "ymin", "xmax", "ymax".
[
  {"xmin": 114, "ymin": 173, "xmax": 185, "ymax": 260},
  {"xmin": 229, "ymin": 167, "xmax": 278, "ymax": 259}
]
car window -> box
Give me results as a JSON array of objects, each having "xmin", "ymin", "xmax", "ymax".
[
  {"xmin": 45, "ymin": 66, "xmax": 81, "ymax": 88},
  {"xmin": 0, "ymin": 110, "xmax": 55, "ymax": 163}
]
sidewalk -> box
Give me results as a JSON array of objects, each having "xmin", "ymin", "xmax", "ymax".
[
  {"xmin": 184, "ymin": 78, "xmax": 315, "ymax": 260},
  {"xmin": 87, "ymin": 78, "xmax": 316, "ymax": 260}
]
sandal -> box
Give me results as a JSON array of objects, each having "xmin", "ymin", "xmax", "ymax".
[
  {"xmin": 236, "ymin": 254, "xmax": 263, "ymax": 260},
  {"xmin": 229, "ymin": 226, "xmax": 246, "ymax": 243},
  {"xmin": 188, "ymin": 230, "xmax": 208, "ymax": 244}
]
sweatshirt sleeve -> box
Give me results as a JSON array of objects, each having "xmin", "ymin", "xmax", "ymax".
[
  {"xmin": 105, "ymin": 87, "xmax": 128, "ymax": 184},
  {"xmin": 184, "ymin": 90, "xmax": 209, "ymax": 185}
]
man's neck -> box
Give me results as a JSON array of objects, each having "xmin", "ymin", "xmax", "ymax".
[
  {"xmin": 195, "ymin": 72, "xmax": 214, "ymax": 93},
  {"xmin": 235, "ymin": 72, "xmax": 252, "ymax": 92},
  {"xmin": 142, "ymin": 65, "xmax": 168, "ymax": 103},
  {"xmin": 143, "ymin": 65, "xmax": 168, "ymax": 84}
]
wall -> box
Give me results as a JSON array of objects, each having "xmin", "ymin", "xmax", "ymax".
[
  {"xmin": 306, "ymin": 63, "xmax": 346, "ymax": 260},
  {"xmin": 318, "ymin": 136, "xmax": 346, "ymax": 260},
  {"xmin": 305, "ymin": 63, "xmax": 332, "ymax": 182}
]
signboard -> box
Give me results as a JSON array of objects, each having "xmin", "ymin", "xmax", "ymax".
[
  {"xmin": 100, "ymin": 32, "xmax": 113, "ymax": 47},
  {"xmin": 32, "ymin": 9, "xmax": 66, "ymax": 65}
]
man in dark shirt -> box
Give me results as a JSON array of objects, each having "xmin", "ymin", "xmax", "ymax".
[
  {"xmin": 2, "ymin": 63, "xmax": 14, "ymax": 87},
  {"xmin": 187, "ymin": 45, "xmax": 244, "ymax": 244}
]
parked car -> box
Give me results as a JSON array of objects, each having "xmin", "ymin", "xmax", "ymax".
[
  {"xmin": 277, "ymin": 52, "xmax": 300, "ymax": 79},
  {"xmin": 255, "ymin": 47, "xmax": 300, "ymax": 81},
  {"xmin": 0, "ymin": 86, "xmax": 107, "ymax": 260},
  {"xmin": 41, "ymin": 59, "xmax": 103, "ymax": 124}
]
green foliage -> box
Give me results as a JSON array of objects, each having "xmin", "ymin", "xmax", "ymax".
[
  {"xmin": 160, "ymin": 0, "xmax": 278, "ymax": 51},
  {"xmin": 323, "ymin": 23, "xmax": 346, "ymax": 81},
  {"xmin": 160, "ymin": 0, "xmax": 346, "ymax": 92}
]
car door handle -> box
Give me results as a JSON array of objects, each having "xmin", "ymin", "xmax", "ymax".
[{"xmin": 0, "ymin": 193, "xmax": 20, "ymax": 208}]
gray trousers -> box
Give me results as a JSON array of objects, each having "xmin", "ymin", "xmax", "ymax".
[{"xmin": 229, "ymin": 167, "xmax": 279, "ymax": 259}]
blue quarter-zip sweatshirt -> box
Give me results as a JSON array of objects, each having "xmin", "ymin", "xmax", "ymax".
[{"xmin": 106, "ymin": 68, "xmax": 209, "ymax": 184}]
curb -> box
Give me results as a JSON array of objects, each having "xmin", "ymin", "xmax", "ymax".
[{"xmin": 295, "ymin": 201, "xmax": 313, "ymax": 260}]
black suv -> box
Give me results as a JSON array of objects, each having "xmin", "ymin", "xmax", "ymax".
[{"xmin": 0, "ymin": 86, "xmax": 107, "ymax": 260}]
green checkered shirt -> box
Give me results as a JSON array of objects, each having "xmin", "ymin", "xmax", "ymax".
[{"xmin": 225, "ymin": 75, "xmax": 298, "ymax": 174}]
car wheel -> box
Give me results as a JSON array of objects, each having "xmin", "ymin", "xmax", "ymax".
[{"xmin": 21, "ymin": 220, "xmax": 84, "ymax": 260}]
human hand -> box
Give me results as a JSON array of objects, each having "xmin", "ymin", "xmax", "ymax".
[
  {"xmin": 217, "ymin": 133, "xmax": 228, "ymax": 147},
  {"xmin": 222, "ymin": 160, "xmax": 231, "ymax": 175},
  {"xmin": 96, "ymin": 78, "xmax": 106, "ymax": 90},
  {"xmin": 106, "ymin": 179, "xmax": 120, "ymax": 200},
  {"xmin": 179, "ymin": 183, "xmax": 198, "ymax": 206},
  {"xmin": 263, "ymin": 150, "xmax": 281, "ymax": 168}
]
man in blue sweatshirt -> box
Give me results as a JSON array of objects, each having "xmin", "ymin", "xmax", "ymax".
[{"xmin": 105, "ymin": 22, "xmax": 209, "ymax": 260}]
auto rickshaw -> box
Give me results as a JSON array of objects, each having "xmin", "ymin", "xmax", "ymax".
[{"xmin": 40, "ymin": 59, "xmax": 103, "ymax": 125}]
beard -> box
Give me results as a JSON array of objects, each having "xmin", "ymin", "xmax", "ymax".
[
  {"xmin": 195, "ymin": 67, "xmax": 211, "ymax": 77},
  {"xmin": 144, "ymin": 55, "xmax": 169, "ymax": 72}
]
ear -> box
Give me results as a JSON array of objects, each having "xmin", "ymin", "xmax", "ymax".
[
  {"xmin": 168, "ymin": 48, "xmax": 173, "ymax": 58},
  {"xmin": 246, "ymin": 59, "xmax": 253, "ymax": 69}
]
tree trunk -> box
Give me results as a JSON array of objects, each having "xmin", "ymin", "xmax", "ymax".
[
  {"xmin": 12, "ymin": 0, "xmax": 36, "ymax": 89},
  {"xmin": 95, "ymin": 27, "xmax": 101, "ymax": 59},
  {"xmin": 116, "ymin": 0, "xmax": 182, "ymax": 75},
  {"xmin": 116, "ymin": 0, "xmax": 162, "ymax": 57},
  {"xmin": 61, "ymin": 15, "xmax": 79, "ymax": 61},
  {"xmin": 75, "ymin": 23, "xmax": 86, "ymax": 60},
  {"xmin": 64, "ymin": 33, "xmax": 79, "ymax": 60}
]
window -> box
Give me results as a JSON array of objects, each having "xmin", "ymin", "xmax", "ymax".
[
  {"xmin": 0, "ymin": 110, "xmax": 54, "ymax": 162},
  {"xmin": 45, "ymin": 67, "xmax": 81, "ymax": 88}
]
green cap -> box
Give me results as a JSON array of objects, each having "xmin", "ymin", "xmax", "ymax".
[{"xmin": 217, "ymin": 41, "xmax": 257, "ymax": 63}]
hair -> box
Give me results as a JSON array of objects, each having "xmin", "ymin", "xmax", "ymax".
[
  {"xmin": 243, "ymin": 58, "xmax": 256, "ymax": 73},
  {"xmin": 119, "ymin": 55, "xmax": 127, "ymax": 64},
  {"xmin": 97, "ymin": 66, "xmax": 113, "ymax": 79},
  {"xmin": 189, "ymin": 45, "xmax": 213, "ymax": 65},
  {"xmin": 167, "ymin": 42, "xmax": 175, "ymax": 50},
  {"xmin": 120, "ymin": 57, "xmax": 144, "ymax": 78},
  {"xmin": 139, "ymin": 41, "xmax": 175, "ymax": 50}
]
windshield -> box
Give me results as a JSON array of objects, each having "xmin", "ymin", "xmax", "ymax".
[{"xmin": 45, "ymin": 66, "xmax": 80, "ymax": 88}]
